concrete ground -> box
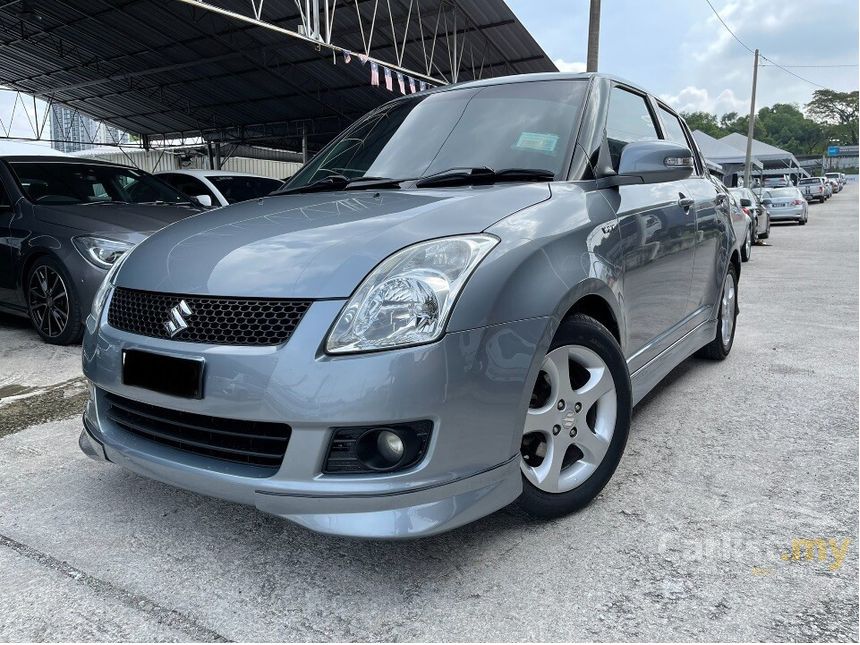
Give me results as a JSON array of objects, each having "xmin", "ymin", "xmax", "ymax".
[{"xmin": 0, "ymin": 186, "xmax": 857, "ymax": 642}]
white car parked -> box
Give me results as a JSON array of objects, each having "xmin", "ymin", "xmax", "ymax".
[{"xmin": 156, "ymin": 169, "xmax": 284, "ymax": 208}]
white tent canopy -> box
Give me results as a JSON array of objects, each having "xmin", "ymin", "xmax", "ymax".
[
  {"xmin": 719, "ymin": 133, "xmax": 805, "ymax": 167},
  {"xmin": 693, "ymin": 130, "xmax": 763, "ymax": 168}
]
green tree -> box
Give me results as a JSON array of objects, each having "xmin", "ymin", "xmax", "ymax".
[
  {"xmin": 681, "ymin": 111, "xmax": 724, "ymax": 138},
  {"xmin": 805, "ymin": 89, "xmax": 859, "ymax": 145},
  {"xmin": 755, "ymin": 103, "xmax": 822, "ymax": 154}
]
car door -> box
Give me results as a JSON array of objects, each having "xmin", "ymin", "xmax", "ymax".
[
  {"xmin": 0, "ymin": 170, "xmax": 20, "ymax": 307},
  {"xmin": 655, "ymin": 105, "xmax": 728, "ymax": 330},
  {"xmin": 602, "ymin": 86, "xmax": 697, "ymax": 372}
]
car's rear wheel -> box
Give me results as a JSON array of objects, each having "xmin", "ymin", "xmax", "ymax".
[
  {"xmin": 26, "ymin": 257, "xmax": 83, "ymax": 345},
  {"xmin": 741, "ymin": 226, "xmax": 752, "ymax": 262},
  {"xmin": 759, "ymin": 216, "xmax": 770, "ymax": 240},
  {"xmin": 696, "ymin": 263, "xmax": 738, "ymax": 361},
  {"xmin": 517, "ymin": 314, "xmax": 631, "ymax": 518}
]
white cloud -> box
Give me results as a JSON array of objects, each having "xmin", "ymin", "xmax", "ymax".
[
  {"xmin": 660, "ymin": 86, "xmax": 746, "ymax": 114},
  {"xmin": 553, "ymin": 58, "xmax": 586, "ymax": 73}
]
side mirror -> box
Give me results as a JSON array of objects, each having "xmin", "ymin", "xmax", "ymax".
[
  {"xmin": 739, "ymin": 198, "xmax": 752, "ymax": 207},
  {"xmin": 192, "ymin": 194, "xmax": 213, "ymax": 208},
  {"xmin": 601, "ymin": 140, "xmax": 695, "ymax": 187},
  {"xmin": 761, "ymin": 198, "xmax": 772, "ymax": 205}
]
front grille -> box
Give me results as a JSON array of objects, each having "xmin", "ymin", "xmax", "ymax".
[
  {"xmin": 105, "ymin": 392, "xmax": 291, "ymax": 473},
  {"xmin": 108, "ymin": 288, "xmax": 311, "ymax": 346}
]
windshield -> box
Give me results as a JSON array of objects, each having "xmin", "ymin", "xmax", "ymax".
[
  {"xmin": 762, "ymin": 188, "xmax": 800, "ymax": 199},
  {"xmin": 286, "ymin": 80, "xmax": 587, "ymax": 189},
  {"xmin": 10, "ymin": 162, "xmax": 189, "ymax": 205},
  {"xmin": 207, "ymin": 175, "xmax": 283, "ymax": 203}
]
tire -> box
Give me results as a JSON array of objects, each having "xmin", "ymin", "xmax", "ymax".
[
  {"xmin": 798, "ymin": 215, "xmax": 807, "ymax": 226},
  {"xmin": 517, "ymin": 314, "xmax": 632, "ymax": 518},
  {"xmin": 25, "ymin": 256, "xmax": 83, "ymax": 345},
  {"xmin": 696, "ymin": 263, "xmax": 738, "ymax": 361},
  {"xmin": 759, "ymin": 216, "xmax": 770, "ymax": 240},
  {"xmin": 741, "ymin": 227, "xmax": 752, "ymax": 262}
]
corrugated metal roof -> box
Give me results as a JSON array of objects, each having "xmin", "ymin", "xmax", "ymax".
[{"xmin": 0, "ymin": 0, "xmax": 556, "ymax": 150}]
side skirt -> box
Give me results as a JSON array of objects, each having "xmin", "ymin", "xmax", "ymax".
[{"xmin": 629, "ymin": 319, "xmax": 717, "ymax": 406}]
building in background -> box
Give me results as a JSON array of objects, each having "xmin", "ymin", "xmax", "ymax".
[{"xmin": 50, "ymin": 105, "xmax": 129, "ymax": 153}]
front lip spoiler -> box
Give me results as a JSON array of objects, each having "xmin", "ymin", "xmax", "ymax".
[
  {"xmin": 80, "ymin": 415, "xmax": 109, "ymax": 461},
  {"xmin": 254, "ymin": 453, "xmax": 521, "ymax": 499}
]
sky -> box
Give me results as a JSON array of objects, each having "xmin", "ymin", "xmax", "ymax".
[{"xmin": 507, "ymin": 0, "xmax": 859, "ymax": 116}]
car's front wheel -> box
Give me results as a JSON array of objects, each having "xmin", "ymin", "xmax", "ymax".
[
  {"xmin": 518, "ymin": 314, "xmax": 631, "ymax": 518},
  {"xmin": 25, "ymin": 256, "xmax": 83, "ymax": 345}
]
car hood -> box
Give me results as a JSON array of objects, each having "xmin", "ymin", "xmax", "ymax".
[
  {"xmin": 115, "ymin": 184, "xmax": 551, "ymax": 298},
  {"xmin": 36, "ymin": 203, "xmax": 201, "ymax": 239}
]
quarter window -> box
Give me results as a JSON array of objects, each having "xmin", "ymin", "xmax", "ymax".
[
  {"xmin": 657, "ymin": 106, "xmax": 688, "ymax": 146},
  {"xmin": 605, "ymin": 87, "xmax": 659, "ymax": 171}
]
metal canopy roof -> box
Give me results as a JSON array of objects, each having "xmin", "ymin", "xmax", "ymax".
[{"xmin": 0, "ymin": 0, "xmax": 556, "ymax": 150}]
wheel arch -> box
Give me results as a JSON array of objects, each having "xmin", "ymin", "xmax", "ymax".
[
  {"xmin": 562, "ymin": 292, "xmax": 622, "ymax": 346},
  {"xmin": 730, "ymin": 248, "xmax": 741, "ymax": 281}
]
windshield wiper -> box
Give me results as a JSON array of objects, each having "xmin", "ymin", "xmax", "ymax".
[
  {"xmin": 414, "ymin": 167, "xmax": 556, "ymax": 188},
  {"xmin": 79, "ymin": 200, "xmax": 130, "ymax": 205},
  {"xmin": 277, "ymin": 174, "xmax": 402, "ymax": 195}
]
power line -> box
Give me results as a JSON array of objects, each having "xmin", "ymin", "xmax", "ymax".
[
  {"xmin": 759, "ymin": 54, "xmax": 828, "ymax": 89},
  {"xmin": 703, "ymin": 0, "xmax": 833, "ymax": 90},
  {"xmin": 760, "ymin": 63, "xmax": 858, "ymax": 68},
  {"xmin": 703, "ymin": 0, "xmax": 753, "ymax": 53}
]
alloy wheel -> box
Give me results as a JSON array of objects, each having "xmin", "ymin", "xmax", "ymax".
[
  {"xmin": 28, "ymin": 265, "xmax": 70, "ymax": 338},
  {"xmin": 720, "ymin": 270, "xmax": 736, "ymax": 347},
  {"xmin": 521, "ymin": 345, "xmax": 617, "ymax": 493}
]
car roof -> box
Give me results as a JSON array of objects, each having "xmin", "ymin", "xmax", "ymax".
[
  {"xmin": 442, "ymin": 71, "xmax": 648, "ymax": 93},
  {"xmin": 155, "ymin": 168, "xmax": 276, "ymax": 179}
]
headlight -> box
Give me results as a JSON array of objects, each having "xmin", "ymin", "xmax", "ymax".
[
  {"xmin": 73, "ymin": 236, "xmax": 133, "ymax": 270},
  {"xmin": 89, "ymin": 251, "xmax": 129, "ymax": 320},
  {"xmin": 326, "ymin": 234, "xmax": 498, "ymax": 354}
]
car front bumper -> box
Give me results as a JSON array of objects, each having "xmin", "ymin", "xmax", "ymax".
[{"xmin": 81, "ymin": 297, "xmax": 550, "ymax": 538}]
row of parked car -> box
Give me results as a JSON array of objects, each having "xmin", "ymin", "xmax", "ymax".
[{"xmin": 716, "ymin": 171, "xmax": 848, "ymax": 264}]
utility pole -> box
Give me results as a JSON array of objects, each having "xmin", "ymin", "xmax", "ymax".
[
  {"xmin": 743, "ymin": 48, "xmax": 759, "ymax": 189},
  {"xmin": 586, "ymin": 0, "xmax": 601, "ymax": 73}
]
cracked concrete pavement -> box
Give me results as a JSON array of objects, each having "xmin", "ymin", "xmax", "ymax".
[{"xmin": 0, "ymin": 184, "xmax": 857, "ymax": 641}]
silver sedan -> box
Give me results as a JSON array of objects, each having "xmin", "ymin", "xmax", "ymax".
[{"xmin": 759, "ymin": 186, "xmax": 809, "ymax": 225}]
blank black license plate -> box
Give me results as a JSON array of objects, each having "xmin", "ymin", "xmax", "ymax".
[{"xmin": 122, "ymin": 350, "xmax": 204, "ymax": 399}]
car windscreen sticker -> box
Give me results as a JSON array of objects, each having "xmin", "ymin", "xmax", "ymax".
[{"xmin": 514, "ymin": 132, "xmax": 559, "ymax": 155}]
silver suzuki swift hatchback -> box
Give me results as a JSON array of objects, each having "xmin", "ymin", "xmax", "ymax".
[{"xmin": 81, "ymin": 73, "xmax": 741, "ymax": 538}]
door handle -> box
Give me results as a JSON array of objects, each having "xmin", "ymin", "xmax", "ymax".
[{"xmin": 678, "ymin": 196, "xmax": 695, "ymax": 210}]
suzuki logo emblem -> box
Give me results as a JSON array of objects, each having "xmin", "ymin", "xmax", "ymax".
[{"xmin": 164, "ymin": 300, "xmax": 193, "ymax": 337}]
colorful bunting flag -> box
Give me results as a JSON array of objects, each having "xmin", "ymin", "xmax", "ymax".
[
  {"xmin": 358, "ymin": 53, "xmax": 368, "ymax": 65},
  {"xmin": 396, "ymin": 72, "xmax": 406, "ymax": 94},
  {"xmin": 343, "ymin": 50, "xmax": 352, "ymax": 64},
  {"xmin": 408, "ymin": 77, "xmax": 416, "ymax": 93},
  {"xmin": 370, "ymin": 61, "xmax": 379, "ymax": 86},
  {"xmin": 384, "ymin": 67, "xmax": 393, "ymax": 91}
]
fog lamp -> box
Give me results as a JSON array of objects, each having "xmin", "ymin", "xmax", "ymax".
[{"xmin": 377, "ymin": 430, "xmax": 405, "ymax": 463}]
